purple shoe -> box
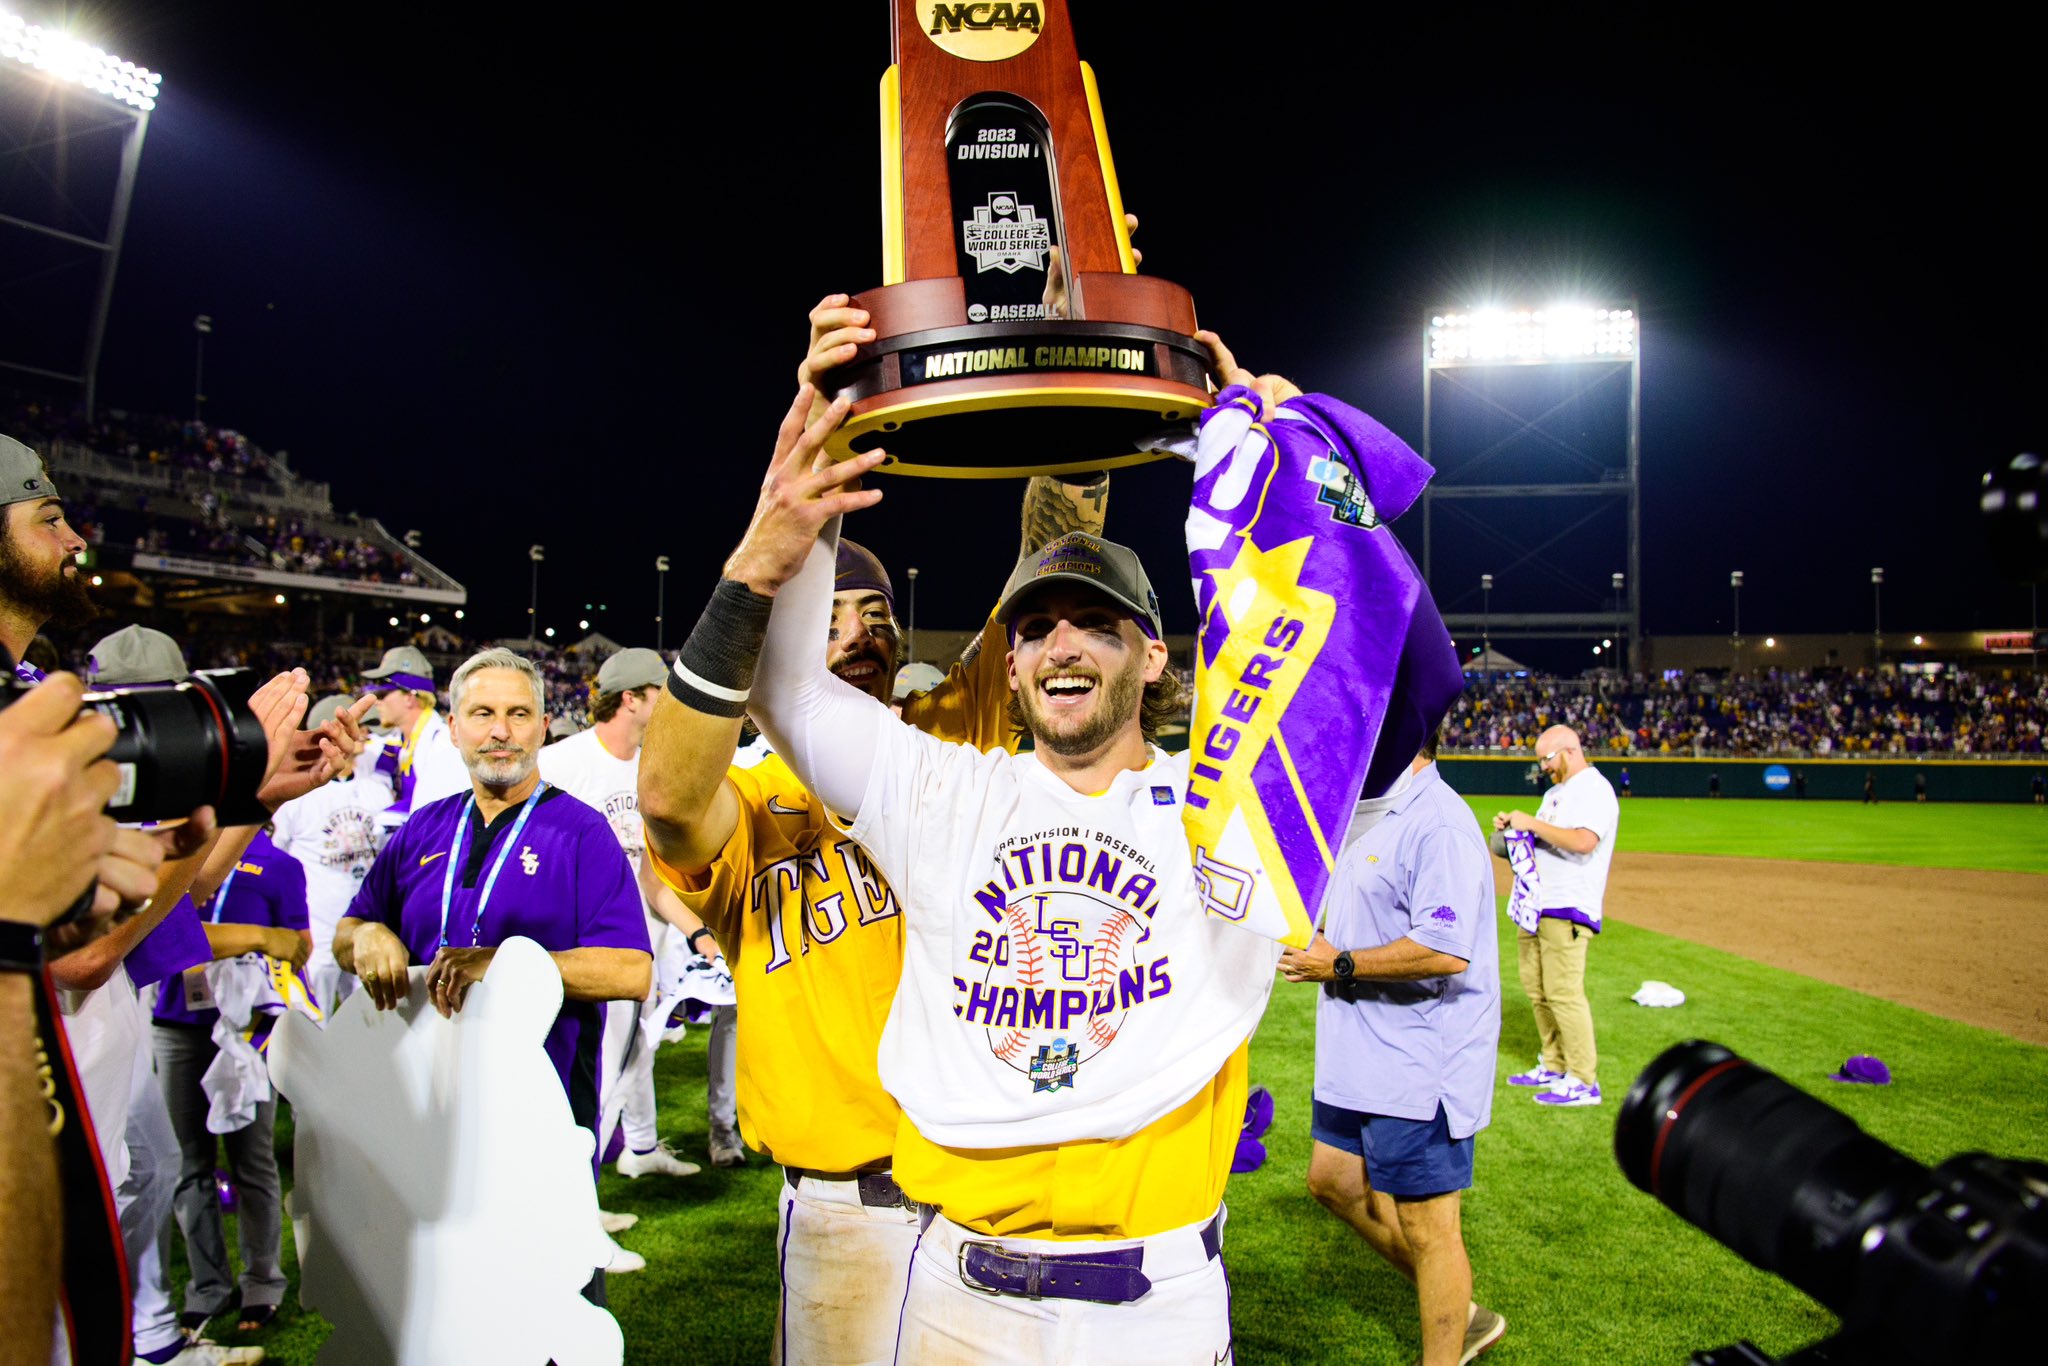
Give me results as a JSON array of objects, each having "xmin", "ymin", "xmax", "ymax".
[
  {"xmin": 1506, "ymin": 1065, "xmax": 1566, "ymax": 1089},
  {"xmin": 1534, "ymin": 1077, "xmax": 1602, "ymax": 1107}
]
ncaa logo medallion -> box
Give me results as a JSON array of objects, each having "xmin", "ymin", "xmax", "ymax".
[{"xmin": 961, "ymin": 192, "xmax": 1051, "ymax": 275}]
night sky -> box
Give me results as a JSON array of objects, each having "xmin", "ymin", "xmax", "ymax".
[{"xmin": 10, "ymin": 4, "xmax": 2040, "ymax": 667}]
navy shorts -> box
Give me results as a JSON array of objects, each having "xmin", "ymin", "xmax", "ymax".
[{"xmin": 1311, "ymin": 1099, "xmax": 1473, "ymax": 1198}]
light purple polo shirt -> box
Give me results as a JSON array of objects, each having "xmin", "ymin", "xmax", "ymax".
[
  {"xmin": 345, "ymin": 784, "xmax": 650, "ymax": 1140},
  {"xmin": 1314, "ymin": 763, "xmax": 1501, "ymax": 1140},
  {"xmin": 154, "ymin": 831, "xmax": 308, "ymax": 1025}
]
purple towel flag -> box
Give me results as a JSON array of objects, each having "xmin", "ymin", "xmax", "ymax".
[{"xmin": 1183, "ymin": 386, "xmax": 1465, "ymax": 948}]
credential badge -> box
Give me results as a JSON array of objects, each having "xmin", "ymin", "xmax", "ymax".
[{"xmin": 962, "ymin": 192, "xmax": 1052, "ymax": 275}]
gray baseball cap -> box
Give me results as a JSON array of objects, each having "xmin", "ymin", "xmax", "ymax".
[
  {"xmin": 362, "ymin": 645, "xmax": 435, "ymax": 691},
  {"xmin": 1, "ymin": 434, "xmax": 61, "ymax": 507},
  {"xmin": 88, "ymin": 625, "xmax": 189, "ymax": 685},
  {"xmin": 996, "ymin": 532, "xmax": 1164, "ymax": 639},
  {"xmin": 596, "ymin": 647, "xmax": 666, "ymax": 696},
  {"xmin": 306, "ymin": 694, "xmax": 354, "ymax": 730}
]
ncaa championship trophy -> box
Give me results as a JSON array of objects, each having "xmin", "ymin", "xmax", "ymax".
[{"xmin": 819, "ymin": 0, "xmax": 1213, "ymax": 478}]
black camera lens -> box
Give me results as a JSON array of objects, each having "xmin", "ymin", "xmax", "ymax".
[
  {"xmin": 1618, "ymin": 1040, "xmax": 2048, "ymax": 1363},
  {"xmin": 1617, "ymin": 1040, "xmax": 1922, "ymax": 1314},
  {"xmin": 82, "ymin": 670, "xmax": 273, "ymax": 828}
]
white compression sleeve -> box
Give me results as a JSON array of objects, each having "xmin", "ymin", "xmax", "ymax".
[{"xmin": 750, "ymin": 519, "xmax": 889, "ymax": 818}]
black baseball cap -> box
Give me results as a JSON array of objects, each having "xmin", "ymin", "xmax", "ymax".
[{"xmin": 996, "ymin": 533, "xmax": 1163, "ymax": 640}]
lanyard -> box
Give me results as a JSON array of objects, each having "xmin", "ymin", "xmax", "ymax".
[
  {"xmin": 208, "ymin": 866, "xmax": 240, "ymax": 924},
  {"xmin": 437, "ymin": 784, "xmax": 546, "ymax": 950}
]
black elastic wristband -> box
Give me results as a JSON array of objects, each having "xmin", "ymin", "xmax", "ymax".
[
  {"xmin": 0, "ymin": 920, "xmax": 44, "ymax": 974},
  {"xmin": 687, "ymin": 927, "xmax": 715, "ymax": 951},
  {"xmin": 668, "ymin": 580, "xmax": 775, "ymax": 718}
]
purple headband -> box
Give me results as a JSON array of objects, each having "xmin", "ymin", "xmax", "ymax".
[{"xmin": 835, "ymin": 538, "xmax": 894, "ymax": 606}]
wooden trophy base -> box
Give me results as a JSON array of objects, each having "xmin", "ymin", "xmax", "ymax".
[{"xmin": 820, "ymin": 273, "xmax": 1211, "ymax": 479}]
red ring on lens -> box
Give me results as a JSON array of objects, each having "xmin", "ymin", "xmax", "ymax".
[
  {"xmin": 1649, "ymin": 1058, "xmax": 1747, "ymax": 1200},
  {"xmin": 185, "ymin": 680, "xmax": 235, "ymax": 806}
]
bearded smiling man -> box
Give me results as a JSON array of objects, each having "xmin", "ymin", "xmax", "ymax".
[
  {"xmin": 0, "ymin": 435, "xmax": 96, "ymax": 672},
  {"xmin": 332, "ymin": 647, "xmax": 653, "ymax": 1300}
]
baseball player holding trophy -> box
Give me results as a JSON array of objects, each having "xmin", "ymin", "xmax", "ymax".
[{"xmin": 645, "ymin": 3, "xmax": 1465, "ymax": 1358}]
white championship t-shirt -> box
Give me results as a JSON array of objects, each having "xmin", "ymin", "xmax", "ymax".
[
  {"xmin": 1533, "ymin": 765, "xmax": 1621, "ymax": 930},
  {"xmin": 539, "ymin": 728, "xmax": 647, "ymax": 873},
  {"xmin": 848, "ymin": 724, "xmax": 1278, "ymax": 1149},
  {"xmin": 270, "ymin": 771, "xmax": 395, "ymax": 955}
]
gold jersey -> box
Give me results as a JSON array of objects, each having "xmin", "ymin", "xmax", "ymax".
[
  {"xmin": 648, "ymin": 620, "xmax": 1012, "ymax": 1171},
  {"xmin": 893, "ymin": 1042, "xmax": 1250, "ymax": 1240}
]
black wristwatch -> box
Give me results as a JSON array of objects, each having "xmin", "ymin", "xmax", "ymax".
[
  {"xmin": 1332, "ymin": 950, "xmax": 1355, "ymax": 981},
  {"xmin": 1, "ymin": 920, "xmax": 45, "ymax": 974}
]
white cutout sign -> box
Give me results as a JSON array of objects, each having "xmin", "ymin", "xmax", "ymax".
[{"xmin": 271, "ymin": 937, "xmax": 624, "ymax": 1366}]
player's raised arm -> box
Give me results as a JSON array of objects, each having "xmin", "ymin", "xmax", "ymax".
[{"xmin": 652, "ymin": 388, "xmax": 887, "ymax": 833}]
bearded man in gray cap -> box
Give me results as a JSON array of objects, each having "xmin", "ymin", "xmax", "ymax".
[
  {"xmin": 0, "ymin": 434, "xmax": 95, "ymax": 680},
  {"xmin": 360, "ymin": 644, "xmax": 468, "ymax": 824}
]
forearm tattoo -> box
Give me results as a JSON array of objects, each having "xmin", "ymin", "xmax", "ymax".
[{"xmin": 1017, "ymin": 471, "xmax": 1111, "ymax": 561}]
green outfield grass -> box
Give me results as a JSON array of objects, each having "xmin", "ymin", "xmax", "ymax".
[
  {"xmin": 181, "ymin": 909, "xmax": 2048, "ymax": 1365},
  {"xmin": 1459, "ymin": 794, "xmax": 2048, "ymax": 874}
]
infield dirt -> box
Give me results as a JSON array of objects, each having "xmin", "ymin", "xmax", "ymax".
[{"xmin": 1497, "ymin": 853, "xmax": 2048, "ymax": 1045}]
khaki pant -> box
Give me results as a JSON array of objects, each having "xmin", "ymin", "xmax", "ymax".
[{"xmin": 1517, "ymin": 918, "xmax": 1597, "ymax": 1087}]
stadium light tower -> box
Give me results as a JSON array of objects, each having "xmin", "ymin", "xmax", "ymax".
[
  {"xmin": 1, "ymin": 11, "xmax": 162, "ymax": 414},
  {"xmin": 528, "ymin": 544, "xmax": 545, "ymax": 647},
  {"xmin": 1612, "ymin": 572, "xmax": 1626, "ymax": 674},
  {"xmin": 1423, "ymin": 303, "xmax": 1641, "ymax": 670},
  {"xmin": 1479, "ymin": 572, "xmax": 1493, "ymax": 680},
  {"xmin": 1871, "ymin": 566, "xmax": 1884, "ymax": 666},
  {"xmin": 906, "ymin": 566, "xmax": 920, "ymax": 664},
  {"xmin": 1730, "ymin": 570, "xmax": 1743, "ymax": 671},
  {"xmin": 192, "ymin": 314, "xmax": 211, "ymax": 420},
  {"xmin": 655, "ymin": 554, "xmax": 670, "ymax": 651}
]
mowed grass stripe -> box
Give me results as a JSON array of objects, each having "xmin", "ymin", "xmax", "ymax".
[
  {"xmin": 1458, "ymin": 794, "xmax": 2048, "ymax": 874},
  {"xmin": 192, "ymin": 913, "xmax": 2048, "ymax": 1363}
]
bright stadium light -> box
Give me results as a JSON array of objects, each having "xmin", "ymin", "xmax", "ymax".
[
  {"xmin": 0, "ymin": 10, "xmax": 163, "ymax": 110},
  {"xmin": 1427, "ymin": 304, "xmax": 1636, "ymax": 368},
  {"xmin": 90, "ymin": 575, "xmax": 103, "ymax": 586},
  {"xmin": 454, "ymin": 609, "xmax": 465, "ymax": 620},
  {"xmin": 274, "ymin": 594, "xmax": 286, "ymax": 605}
]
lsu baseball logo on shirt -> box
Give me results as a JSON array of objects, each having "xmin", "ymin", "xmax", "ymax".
[{"xmin": 956, "ymin": 826, "xmax": 1176, "ymax": 1094}]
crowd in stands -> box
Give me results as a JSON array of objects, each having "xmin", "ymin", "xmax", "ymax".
[
  {"xmin": 10, "ymin": 390, "xmax": 423, "ymax": 585},
  {"xmin": 244, "ymin": 514, "xmax": 422, "ymax": 584},
  {"xmin": 1442, "ymin": 668, "xmax": 2048, "ymax": 757},
  {"xmin": 7, "ymin": 392, "xmax": 281, "ymax": 484}
]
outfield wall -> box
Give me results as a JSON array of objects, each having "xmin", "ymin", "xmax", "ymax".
[{"xmin": 1436, "ymin": 754, "xmax": 2048, "ymax": 803}]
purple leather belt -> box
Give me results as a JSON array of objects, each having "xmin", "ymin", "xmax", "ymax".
[{"xmin": 957, "ymin": 1213, "xmax": 1223, "ymax": 1305}]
